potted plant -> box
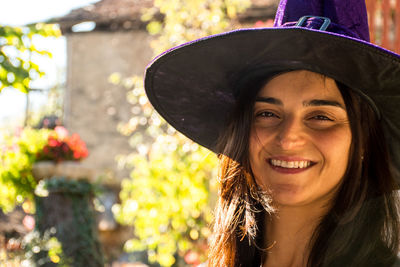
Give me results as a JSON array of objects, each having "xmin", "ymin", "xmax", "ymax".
[
  {"xmin": 0, "ymin": 126, "xmax": 103, "ymax": 265},
  {"xmin": 28, "ymin": 127, "xmax": 104, "ymax": 266},
  {"xmin": 31, "ymin": 126, "xmax": 93, "ymax": 181}
]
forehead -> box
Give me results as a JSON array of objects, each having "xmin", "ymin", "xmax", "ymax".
[{"xmin": 257, "ymin": 70, "xmax": 343, "ymax": 102}]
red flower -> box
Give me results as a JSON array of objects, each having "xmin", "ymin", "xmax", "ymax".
[
  {"xmin": 48, "ymin": 136, "xmax": 60, "ymax": 147},
  {"xmin": 67, "ymin": 134, "xmax": 89, "ymax": 160},
  {"xmin": 61, "ymin": 143, "xmax": 70, "ymax": 153},
  {"xmin": 36, "ymin": 128, "xmax": 88, "ymax": 163}
]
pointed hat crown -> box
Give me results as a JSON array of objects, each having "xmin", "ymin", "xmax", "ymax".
[{"xmin": 274, "ymin": 0, "xmax": 370, "ymax": 42}]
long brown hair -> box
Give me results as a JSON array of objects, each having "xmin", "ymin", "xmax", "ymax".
[{"xmin": 208, "ymin": 72, "xmax": 400, "ymax": 267}]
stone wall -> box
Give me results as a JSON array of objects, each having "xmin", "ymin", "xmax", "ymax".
[{"xmin": 63, "ymin": 30, "xmax": 153, "ymax": 184}]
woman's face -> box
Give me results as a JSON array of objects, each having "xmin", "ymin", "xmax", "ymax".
[{"xmin": 249, "ymin": 70, "xmax": 352, "ymax": 207}]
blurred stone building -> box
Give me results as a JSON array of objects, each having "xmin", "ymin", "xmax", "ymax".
[{"xmin": 54, "ymin": 0, "xmax": 155, "ymax": 186}]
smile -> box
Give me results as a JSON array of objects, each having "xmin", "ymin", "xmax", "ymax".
[{"xmin": 270, "ymin": 159, "xmax": 311, "ymax": 169}]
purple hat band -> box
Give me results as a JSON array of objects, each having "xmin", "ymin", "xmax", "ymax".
[
  {"xmin": 274, "ymin": 0, "xmax": 370, "ymax": 42},
  {"xmin": 281, "ymin": 18, "xmax": 364, "ymax": 40}
]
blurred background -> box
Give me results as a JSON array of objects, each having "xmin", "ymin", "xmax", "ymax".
[{"xmin": 0, "ymin": 0, "xmax": 397, "ymax": 266}]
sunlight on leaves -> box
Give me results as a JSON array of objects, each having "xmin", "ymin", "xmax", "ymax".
[
  {"xmin": 113, "ymin": 0, "xmax": 251, "ymax": 266},
  {"xmin": 0, "ymin": 23, "xmax": 60, "ymax": 93}
]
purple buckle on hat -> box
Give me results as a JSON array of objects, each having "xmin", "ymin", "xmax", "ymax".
[{"xmin": 296, "ymin": 16, "xmax": 331, "ymax": 31}]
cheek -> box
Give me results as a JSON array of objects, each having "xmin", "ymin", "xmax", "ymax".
[
  {"xmin": 248, "ymin": 132, "xmax": 262, "ymax": 182},
  {"xmin": 316, "ymin": 126, "xmax": 352, "ymax": 171},
  {"xmin": 248, "ymin": 125, "xmax": 276, "ymax": 153},
  {"xmin": 248, "ymin": 128, "xmax": 263, "ymax": 159}
]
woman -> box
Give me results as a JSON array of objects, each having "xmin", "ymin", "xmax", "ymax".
[
  {"xmin": 144, "ymin": 0, "xmax": 400, "ymax": 266},
  {"xmin": 210, "ymin": 70, "xmax": 399, "ymax": 266}
]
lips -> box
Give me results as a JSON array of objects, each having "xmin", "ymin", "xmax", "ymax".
[
  {"xmin": 268, "ymin": 157, "xmax": 315, "ymax": 174},
  {"xmin": 270, "ymin": 159, "xmax": 311, "ymax": 168}
]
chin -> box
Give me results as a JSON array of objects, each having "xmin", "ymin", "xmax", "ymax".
[
  {"xmin": 273, "ymin": 194, "xmax": 307, "ymax": 207},
  {"xmin": 269, "ymin": 184, "xmax": 311, "ymax": 206}
]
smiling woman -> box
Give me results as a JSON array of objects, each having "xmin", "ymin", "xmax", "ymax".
[
  {"xmin": 143, "ymin": 0, "xmax": 400, "ymax": 266},
  {"xmin": 209, "ymin": 67, "xmax": 399, "ymax": 266}
]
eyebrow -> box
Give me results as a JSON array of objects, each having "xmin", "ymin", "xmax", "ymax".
[
  {"xmin": 303, "ymin": 99, "xmax": 345, "ymax": 109},
  {"xmin": 255, "ymin": 97, "xmax": 283, "ymax": 105},
  {"xmin": 255, "ymin": 97, "xmax": 345, "ymax": 109}
]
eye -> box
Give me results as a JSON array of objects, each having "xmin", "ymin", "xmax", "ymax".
[
  {"xmin": 256, "ymin": 111, "xmax": 280, "ymax": 119},
  {"xmin": 309, "ymin": 115, "xmax": 334, "ymax": 121},
  {"xmin": 305, "ymin": 113, "xmax": 338, "ymax": 129},
  {"xmin": 253, "ymin": 111, "xmax": 281, "ymax": 127}
]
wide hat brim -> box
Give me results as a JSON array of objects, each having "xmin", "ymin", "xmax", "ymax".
[{"xmin": 144, "ymin": 26, "xmax": 400, "ymax": 178}]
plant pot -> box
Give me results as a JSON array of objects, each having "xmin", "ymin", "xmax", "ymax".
[
  {"xmin": 32, "ymin": 161, "xmax": 95, "ymax": 182},
  {"xmin": 34, "ymin": 177, "xmax": 104, "ymax": 266}
]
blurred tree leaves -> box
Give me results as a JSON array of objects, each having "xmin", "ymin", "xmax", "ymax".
[
  {"xmin": 142, "ymin": 0, "xmax": 251, "ymax": 55},
  {"xmin": 114, "ymin": 76, "xmax": 219, "ymax": 267},
  {"xmin": 0, "ymin": 22, "xmax": 61, "ymax": 210},
  {"xmin": 0, "ymin": 128, "xmax": 50, "ymax": 213},
  {"xmin": 114, "ymin": 0, "xmax": 251, "ymax": 266},
  {"xmin": 0, "ymin": 23, "xmax": 61, "ymax": 93}
]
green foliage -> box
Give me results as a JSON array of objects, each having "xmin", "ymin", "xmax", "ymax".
[
  {"xmin": 0, "ymin": 127, "xmax": 90, "ymax": 213},
  {"xmin": 0, "ymin": 23, "xmax": 61, "ymax": 92},
  {"xmin": 115, "ymin": 76, "xmax": 219, "ymax": 266},
  {"xmin": 115, "ymin": 133, "xmax": 218, "ymax": 266},
  {"xmin": 115, "ymin": 1, "xmax": 251, "ymax": 266},
  {"xmin": 35, "ymin": 176, "xmax": 95, "ymax": 196},
  {"xmin": 0, "ymin": 128, "xmax": 50, "ymax": 212},
  {"xmin": 35, "ymin": 177, "xmax": 104, "ymax": 267},
  {"xmin": 22, "ymin": 228, "xmax": 72, "ymax": 266},
  {"xmin": 142, "ymin": 0, "xmax": 251, "ymax": 55}
]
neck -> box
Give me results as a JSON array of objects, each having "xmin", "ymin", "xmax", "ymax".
[{"xmin": 262, "ymin": 203, "xmax": 330, "ymax": 267}]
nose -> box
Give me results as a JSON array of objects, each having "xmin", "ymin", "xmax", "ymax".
[{"xmin": 276, "ymin": 116, "xmax": 306, "ymax": 150}]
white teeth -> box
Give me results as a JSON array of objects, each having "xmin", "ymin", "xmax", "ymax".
[{"xmin": 270, "ymin": 159, "xmax": 311, "ymax": 169}]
